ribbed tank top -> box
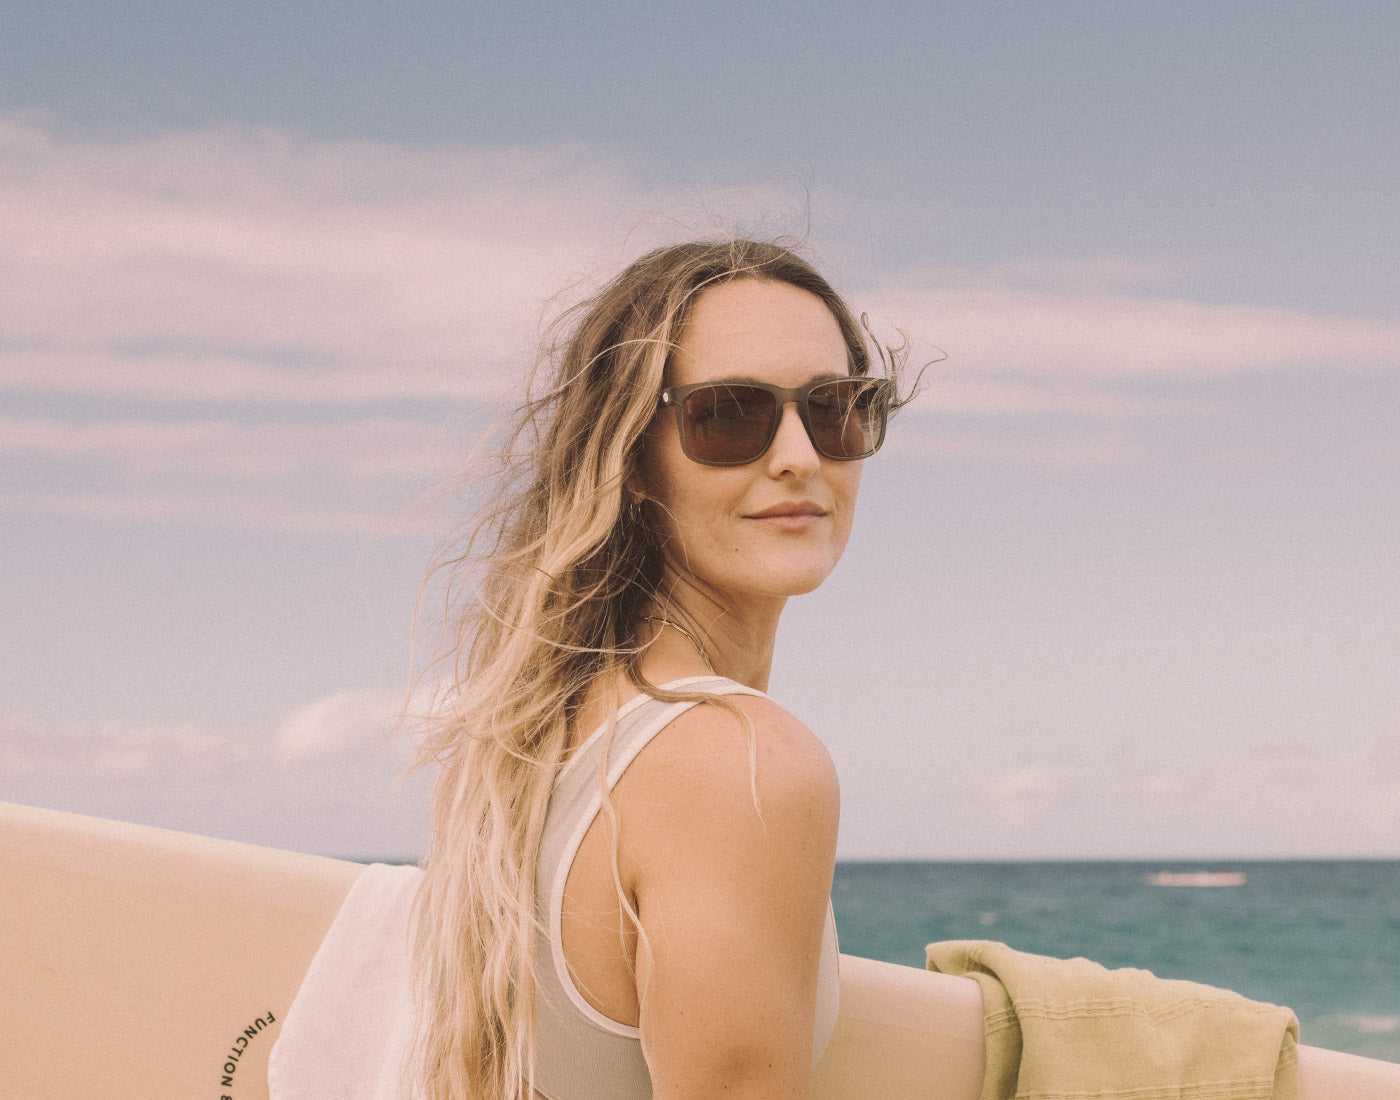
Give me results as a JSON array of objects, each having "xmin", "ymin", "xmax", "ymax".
[{"xmin": 531, "ymin": 676, "xmax": 840, "ymax": 1099}]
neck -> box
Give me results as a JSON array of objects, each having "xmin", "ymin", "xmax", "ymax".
[{"xmin": 641, "ymin": 576, "xmax": 785, "ymax": 693}]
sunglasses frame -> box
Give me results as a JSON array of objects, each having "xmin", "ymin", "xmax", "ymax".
[{"xmin": 656, "ymin": 375, "xmax": 893, "ymax": 467}]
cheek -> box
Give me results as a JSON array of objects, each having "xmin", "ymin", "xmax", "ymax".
[
  {"xmin": 638, "ymin": 446, "xmax": 751, "ymax": 562},
  {"xmin": 835, "ymin": 461, "xmax": 863, "ymax": 516},
  {"xmin": 829, "ymin": 463, "xmax": 863, "ymax": 550}
]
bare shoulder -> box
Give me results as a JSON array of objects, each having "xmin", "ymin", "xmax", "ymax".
[
  {"xmin": 625, "ymin": 691, "xmax": 838, "ymax": 815},
  {"xmin": 614, "ymin": 692, "xmax": 839, "ymax": 879}
]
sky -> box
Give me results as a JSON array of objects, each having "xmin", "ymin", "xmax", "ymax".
[{"xmin": 2, "ymin": 2, "xmax": 1398, "ymax": 860}]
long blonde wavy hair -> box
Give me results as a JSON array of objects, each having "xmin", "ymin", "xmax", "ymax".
[{"xmin": 410, "ymin": 238, "xmax": 901, "ymax": 1099}]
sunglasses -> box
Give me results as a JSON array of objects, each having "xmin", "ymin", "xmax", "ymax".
[{"xmin": 657, "ymin": 376, "xmax": 893, "ymax": 466}]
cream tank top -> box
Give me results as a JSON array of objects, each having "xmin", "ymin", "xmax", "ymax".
[{"xmin": 531, "ymin": 676, "xmax": 840, "ymax": 1099}]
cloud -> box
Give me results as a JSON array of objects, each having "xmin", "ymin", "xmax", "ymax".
[
  {"xmin": 838, "ymin": 729, "xmax": 1400, "ymax": 858},
  {"xmin": 874, "ymin": 281, "xmax": 1400, "ymax": 379},
  {"xmin": 907, "ymin": 377, "xmax": 1204, "ymax": 418},
  {"xmin": 0, "ymin": 411, "xmax": 482, "ymax": 535},
  {"xmin": 6, "ymin": 114, "xmax": 1398, "ymax": 414},
  {"xmin": 0, "ymin": 488, "xmax": 440, "ymax": 536},
  {"xmin": 0, "ymin": 114, "xmax": 676, "ymax": 404},
  {"xmin": 964, "ymin": 255, "xmax": 1194, "ymax": 293},
  {"xmin": 0, "ymin": 414, "xmax": 464, "ymax": 480},
  {"xmin": 5, "ymin": 113, "xmax": 1396, "ymax": 535},
  {"xmin": 0, "ymin": 347, "xmax": 494, "ymax": 405},
  {"xmin": 889, "ymin": 424, "xmax": 1143, "ymax": 467},
  {"xmin": 0, "ymin": 713, "xmax": 229, "ymax": 782},
  {"xmin": 275, "ymin": 688, "xmax": 430, "ymax": 762},
  {"xmin": 0, "ymin": 410, "xmax": 480, "ymax": 535},
  {"xmin": 0, "ymin": 707, "xmax": 432, "ymax": 856}
]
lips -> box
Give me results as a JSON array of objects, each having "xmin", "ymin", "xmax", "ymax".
[{"xmin": 744, "ymin": 501, "xmax": 827, "ymax": 519}]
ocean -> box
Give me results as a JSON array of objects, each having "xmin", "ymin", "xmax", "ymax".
[{"xmin": 831, "ymin": 860, "xmax": 1400, "ymax": 1063}]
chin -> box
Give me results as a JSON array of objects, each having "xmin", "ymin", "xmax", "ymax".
[{"xmin": 747, "ymin": 556, "xmax": 842, "ymax": 598}]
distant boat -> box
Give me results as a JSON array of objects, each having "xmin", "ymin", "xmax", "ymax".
[{"xmin": 1146, "ymin": 870, "xmax": 1247, "ymax": 887}]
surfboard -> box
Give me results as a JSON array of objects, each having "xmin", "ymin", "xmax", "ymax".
[{"xmin": 3, "ymin": 800, "xmax": 1397, "ymax": 1099}]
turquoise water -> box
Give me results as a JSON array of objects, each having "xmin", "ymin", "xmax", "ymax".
[{"xmin": 831, "ymin": 860, "xmax": 1400, "ymax": 1062}]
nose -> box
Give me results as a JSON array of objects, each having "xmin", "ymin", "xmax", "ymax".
[{"xmin": 765, "ymin": 401, "xmax": 820, "ymax": 478}]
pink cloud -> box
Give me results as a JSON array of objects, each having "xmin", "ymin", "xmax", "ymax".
[
  {"xmin": 889, "ymin": 425, "xmax": 1143, "ymax": 468},
  {"xmin": 0, "ymin": 414, "xmax": 463, "ymax": 479},
  {"xmin": 7, "ymin": 114, "xmax": 1397, "ymax": 415},
  {"xmin": 876, "ymin": 283, "xmax": 1400, "ymax": 378},
  {"xmin": 0, "ymin": 712, "xmax": 228, "ymax": 781},
  {"xmin": 1, "ymin": 489, "xmax": 439, "ymax": 537},
  {"xmin": 913, "ymin": 378, "xmax": 1204, "ymax": 418},
  {"xmin": 0, "ymin": 115, "xmax": 669, "ymax": 402},
  {"xmin": 5, "ymin": 114, "xmax": 1394, "ymax": 526}
]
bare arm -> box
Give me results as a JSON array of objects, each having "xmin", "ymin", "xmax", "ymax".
[{"xmin": 616, "ymin": 695, "xmax": 840, "ymax": 1099}]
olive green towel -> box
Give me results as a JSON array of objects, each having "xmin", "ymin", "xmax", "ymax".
[{"xmin": 926, "ymin": 940, "xmax": 1299, "ymax": 1100}]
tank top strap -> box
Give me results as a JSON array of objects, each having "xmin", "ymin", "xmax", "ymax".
[{"xmin": 550, "ymin": 676, "xmax": 765, "ymax": 819}]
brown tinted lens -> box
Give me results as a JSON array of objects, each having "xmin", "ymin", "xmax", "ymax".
[
  {"xmin": 681, "ymin": 384, "xmax": 778, "ymax": 464},
  {"xmin": 806, "ymin": 379, "xmax": 886, "ymax": 459}
]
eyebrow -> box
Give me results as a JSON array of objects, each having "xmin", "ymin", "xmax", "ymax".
[{"xmin": 705, "ymin": 372, "xmax": 851, "ymax": 386}]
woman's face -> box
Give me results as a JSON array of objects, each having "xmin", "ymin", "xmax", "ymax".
[{"xmin": 639, "ymin": 278, "xmax": 865, "ymax": 609}]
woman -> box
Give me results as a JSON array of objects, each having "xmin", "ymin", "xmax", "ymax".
[{"xmin": 411, "ymin": 239, "xmax": 906, "ymax": 1098}]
